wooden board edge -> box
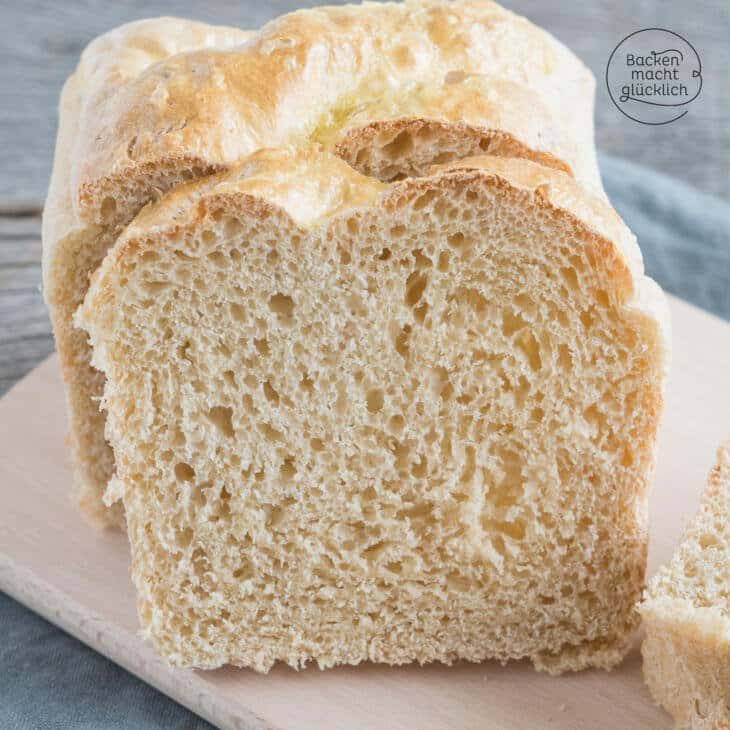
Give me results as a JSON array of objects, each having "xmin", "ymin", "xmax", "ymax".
[{"xmin": 0, "ymin": 554, "xmax": 270, "ymax": 730}]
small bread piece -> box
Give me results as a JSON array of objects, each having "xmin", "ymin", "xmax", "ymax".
[
  {"xmin": 640, "ymin": 441, "xmax": 730, "ymax": 729},
  {"xmin": 78, "ymin": 149, "xmax": 668, "ymax": 672},
  {"xmin": 44, "ymin": 0, "xmax": 602, "ymax": 526}
]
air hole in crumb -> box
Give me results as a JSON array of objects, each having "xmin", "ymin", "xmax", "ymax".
[
  {"xmin": 412, "ymin": 249, "xmax": 432, "ymax": 269},
  {"xmin": 378, "ymin": 247, "xmax": 392, "ymax": 261},
  {"xmin": 254, "ymin": 338, "xmax": 269, "ymax": 356},
  {"xmin": 437, "ymin": 250, "xmax": 450, "ymax": 272},
  {"xmin": 558, "ymin": 344, "xmax": 573, "ymax": 371},
  {"xmin": 413, "ymin": 190, "xmax": 437, "ymax": 211},
  {"xmin": 559, "ymin": 266, "xmax": 579, "ymax": 291},
  {"xmin": 175, "ymin": 463, "xmax": 195, "ymax": 482},
  {"xmin": 517, "ymin": 330, "xmax": 542, "ymax": 372},
  {"xmin": 176, "ymin": 527, "xmax": 193, "ymax": 549},
  {"xmin": 207, "ymin": 250, "xmax": 227, "ymax": 268},
  {"xmin": 413, "ymin": 302, "xmax": 429, "ymax": 324},
  {"xmin": 530, "ymin": 407, "xmax": 545, "ymax": 424},
  {"xmin": 206, "ymin": 406, "xmax": 234, "ymax": 437},
  {"xmin": 502, "ymin": 310, "xmax": 528, "ymax": 337},
  {"xmin": 190, "ymin": 483, "xmax": 206, "ymax": 510},
  {"xmin": 233, "ymin": 565, "xmax": 254, "ymax": 581},
  {"xmin": 381, "ymin": 130, "xmax": 414, "ymax": 160},
  {"xmin": 395, "ymin": 324, "xmax": 411, "ymax": 359},
  {"xmin": 433, "ymin": 152, "xmax": 453, "ymax": 165},
  {"xmin": 429, "ymin": 366, "xmax": 450, "ymax": 397},
  {"xmin": 269, "ymin": 293, "xmax": 294, "ymax": 319},
  {"xmin": 230, "ymin": 303, "xmax": 245, "ymax": 323},
  {"xmin": 243, "ymin": 373, "xmax": 259, "ymax": 390},
  {"xmin": 224, "ymin": 218, "xmax": 243, "ymax": 238},
  {"xmin": 311, "ymin": 438, "xmax": 325, "ymax": 451},
  {"xmin": 388, "ymin": 414, "xmax": 405, "ymax": 435},
  {"xmin": 447, "ymin": 232, "xmax": 468, "ymax": 251},
  {"xmin": 259, "ymin": 423, "xmax": 283, "ymax": 442},
  {"xmin": 263, "ymin": 381, "xmax": 280, "ymax": 404},
  {"xmin": 339, "ymin": 247, "xmax": 352, "ymax": 265},
  {"xmin": 446, "ymin": 571, "xmax": 470, "ymax": 592},
  {"xmin": 279, "ymin": 458, "xmax": 296, "ymax": 483},
  {"xmin": 362, "ymin": 540, "xmax": 388, "ymax": 561},
  {"xmin": 366, "ymin": 388, "xmax": 384, "ymax": 413},
  {"xmin": 694, "ymin": 699, "xmax": 707, "ymax": 719},
  {"xmin": 141, "ymin": 280, "xmax": 171, "ymax": 295},
  {"xmin": 411, "ymin": 456, "xmax": 428, "ymax": 478},
  {"xmin": 405, "ymin": 271, "xmax": 428, "ymax": 307}
]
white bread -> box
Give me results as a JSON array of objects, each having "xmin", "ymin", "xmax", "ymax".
[
  {"xmin": 43, "ymin": 0, "xmax": 602, "ymax": 526},
  {"xmin": 640, "ymin": 441, "xmax": 730, "ymax": 729},
  {"xmin": 78, "ymin": 148, "xmax": 669, "ymax": 672}
]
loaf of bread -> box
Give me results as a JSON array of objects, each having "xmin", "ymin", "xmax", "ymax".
[
  {"xmin": 43, "ymin": 0, "xmax": 602, "ymax": 527},
  {"xmin": 77, "ymin": 147, "xmax": 668, "ymax": 672},
  {"xmin": 640, "ymin": 441, "xmax": 729, "ymax": 729}
]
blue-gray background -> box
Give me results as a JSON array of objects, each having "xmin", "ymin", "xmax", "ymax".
[{"xmin": 0, "ymin": 1, "xmax": 728, "ymax": 727}]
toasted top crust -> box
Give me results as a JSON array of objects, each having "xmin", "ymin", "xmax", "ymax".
[
  {"xmin": 47, "ymin": 1, "xmax": 601, "ymax": 232},
  {"xmin": 80, "ymin": 149, "xmax": 669, "ymax": 370}
]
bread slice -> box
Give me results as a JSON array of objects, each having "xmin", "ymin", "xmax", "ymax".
[
  {"xmin": 640, "ymin": 441, "xmax": 729, "ymax": 729},
  {"xmin": 78, "ymin": 149, "xmax": 668, "ymax": 672},
  {"xmin": 43, "ymin": 0, "xmax": 601, "ymax": 527}
]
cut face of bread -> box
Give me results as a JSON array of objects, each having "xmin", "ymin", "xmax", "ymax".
[
  {"xmin": 44, "ymin": 0, "xmax": 602, "ymax": 526},
  {"xmin": 640, "ymin": 441, "xmax": 729, "ymax": 729},
  {"xmin": 79, "ymin": 150, "xmax": 668, "ymax": 672}
]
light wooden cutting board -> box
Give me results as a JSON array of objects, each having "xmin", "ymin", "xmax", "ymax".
[{"xmin": 1, "ymin": 294, "xmax": 728, "ymax": 730}]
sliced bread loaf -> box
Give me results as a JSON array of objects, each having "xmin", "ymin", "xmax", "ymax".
[
  {"xmin": 44, "ymin": 0, "xmax": 601, "ymax": 526},
  {"xmin": 640, "ymin": 441, "xmax": 730, "ymax": 729},
  {"xmin": 78, "ymin": 149, "xmax": 668, "ymax": 672}
]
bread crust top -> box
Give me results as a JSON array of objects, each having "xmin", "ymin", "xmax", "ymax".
[{"xmin": 44, "ymin": 2, "xmax": 603, "ymax": 268}]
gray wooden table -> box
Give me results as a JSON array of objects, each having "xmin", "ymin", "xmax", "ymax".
[{"xmin": 1, "ymin": 0, "xmax": 728, "ymax": 395}]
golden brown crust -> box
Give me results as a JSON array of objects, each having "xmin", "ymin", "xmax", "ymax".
[{"xmin": 69, "ymin": 0, "xmax": 601, "ymax": 219}]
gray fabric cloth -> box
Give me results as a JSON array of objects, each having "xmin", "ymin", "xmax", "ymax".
[
  {"xmin": 601, "ymin": 155, "xmax": 730, "ymax": 321},
  {"xmin": 1, "ymin": 155, "xmax": 729, "ymax": 729}
]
